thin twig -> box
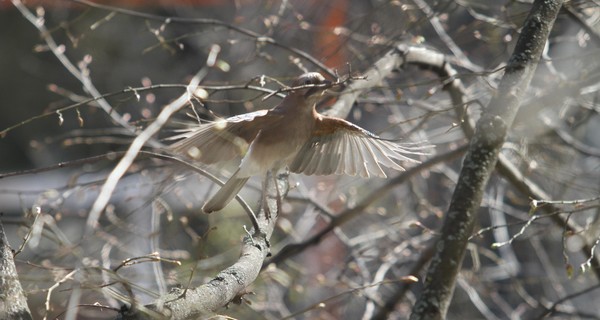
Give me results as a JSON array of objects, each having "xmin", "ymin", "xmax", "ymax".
[
  {"xmin": 266, "ymin": 145, "xmax": 467, "ymax": 267},
  {"xmin": 85, "ymin": 66, "xmax": 209, "ymax": 233},
  {"xmin": 11, "ymin": 0, "xmax": 159, "ymax": 146},
  {"xmin": 68, "ymin": 0, "xmax": 335, "ymax": 77}
]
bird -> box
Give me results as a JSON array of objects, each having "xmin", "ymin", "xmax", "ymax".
[{"xmin": 170, "ymin": 72, "xmax": 425, "ymax": 213}]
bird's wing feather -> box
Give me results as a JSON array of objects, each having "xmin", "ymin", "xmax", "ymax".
[
  {"xmin": 289, "ymin": 116, "xmax": 427, "ymax": 178},
  {"xmin": 169, "ymin": 109, "xmax": 275, "ymax": 164}
]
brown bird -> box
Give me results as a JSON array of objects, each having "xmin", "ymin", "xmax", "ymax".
[{"xmin": 170, "ymin": 72, "xmax": 424, "ymax": 213}]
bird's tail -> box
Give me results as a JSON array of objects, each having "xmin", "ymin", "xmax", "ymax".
[{"xmin": 202, "ymin": 169, "xmax": 250, "ymax": 213}]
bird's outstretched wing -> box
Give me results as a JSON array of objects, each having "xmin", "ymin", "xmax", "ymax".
[
  {"xmin": 289, "ymin": 115, "xmax": 427, "ymax": 178},
  {"xmin": 169, "ymin": 110, "xmax": 278, "ymax": 164}
]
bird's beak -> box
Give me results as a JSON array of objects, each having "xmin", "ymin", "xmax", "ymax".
[
  {"xmin": 320, "ymin": 80, "xmax": 333, "ymax": 95},
  {"xmin": 306, "ymin": 80, "xmax": 333, "ymax": 97}
]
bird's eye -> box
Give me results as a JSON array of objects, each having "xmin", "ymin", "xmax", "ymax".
[{"xmin": 304, "ymin": 80, "xmax": 311, "ymax": 85}]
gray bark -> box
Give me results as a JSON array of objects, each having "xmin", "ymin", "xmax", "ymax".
[{"xmin": 410, "ymin": 1, "xmax": 566, "ymax": 319}]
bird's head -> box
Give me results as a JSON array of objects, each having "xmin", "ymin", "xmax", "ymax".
[{"xmin": 291, "ymin": 72, "xmax": 332, "ymax": 100}]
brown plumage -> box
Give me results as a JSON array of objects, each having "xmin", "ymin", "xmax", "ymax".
[{"xmin": 170, "ymin": 72, "xmax": 425, "ymax": 213}]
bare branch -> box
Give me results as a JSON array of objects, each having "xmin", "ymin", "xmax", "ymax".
[
  {"xmin": 68, "ymin": 0, "xmax": 335, "ymax": 77},
  {"xmin": 266, "ymin": 145, "xmax": 467, "ymax": 267},
  {"xmin": 10, "ymin": 0, "xmax": 159, "ymax": 146},
  {"xmin": 85, "ymin": 67, "xmax": 208, "ymax": 232},
  {"xmin": 410, "ymin": 1, "xmax": 566, "ymax": 319},
  {"xmin": 120, "ymin": 172, "xmax": 284, "ymax": 319},
  {"xmin": 411, "ymin": 0, "xmax": 484, "ymax": 72},
  {"xmin": 0, "ymin": 223, "xmax": 33, "ymax": 320}
]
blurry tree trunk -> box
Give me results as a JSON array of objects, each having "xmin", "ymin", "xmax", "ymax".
[
  {"xmin": 0, "ymin": 223, "xmax": 33, "ymax": 320},
  {"xmin": 409, "ymin": 1, "xmax": 565, "ymax": 319}
]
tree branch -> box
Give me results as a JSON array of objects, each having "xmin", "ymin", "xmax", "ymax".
[
  {"xmin": 409, "ymin": 1, "xmax": 565, "ymax": 319},
  {"xmin": 119, "ymin": 172, "xmax": 284, "ymax": 319},
  {"xmin": 266, "ymin": 145, "xmax": 466, "ymax": 267},
  {"xmin": 69, "ymin": 0, "xmax": 335, "ymax": 77},
  {"xmin": 85, "ymin": 67, "xmax": 208, "ymax": 233},
  {"xmin": 10, "ymin": 0, "xmax": 160, "ymax": 147},
  {"xmin": 0, "ymin": 222, "xmax": 33, "ymax": 320}
]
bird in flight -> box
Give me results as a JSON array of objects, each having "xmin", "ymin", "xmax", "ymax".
[{"xmin": 170, "ymin": 72, "xmax": 426, "ymax": 213}]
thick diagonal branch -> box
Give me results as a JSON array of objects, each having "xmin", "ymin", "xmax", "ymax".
[{"xmin": 410, "ymin": 1, "xmax": 565, "ymax": 319}]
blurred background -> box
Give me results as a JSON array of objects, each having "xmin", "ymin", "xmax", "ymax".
[{"xmin": 1, "ymin": 0, "xmax": 599, "ymax": 319}]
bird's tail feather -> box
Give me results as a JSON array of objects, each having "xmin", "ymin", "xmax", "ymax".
[{"xmin": 202, "ymin": 170, "xmax": 249, "ymax": 213}]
